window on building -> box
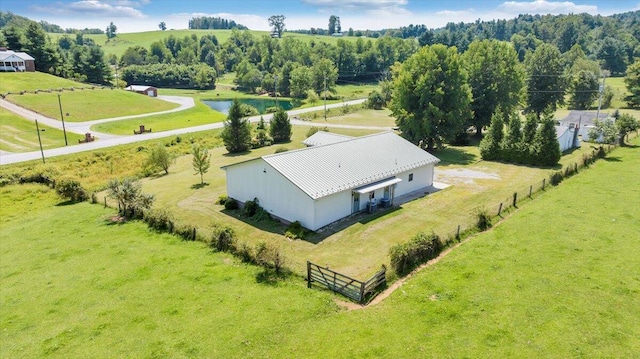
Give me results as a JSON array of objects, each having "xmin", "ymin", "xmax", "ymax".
[{"xmin": 409, "ymin": 173, "xmax": 414, "ymax": 182}]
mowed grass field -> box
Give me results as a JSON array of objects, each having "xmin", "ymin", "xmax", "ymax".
[
  {"xmin": 48, "ymin": 29, "xmax": 365, "ymax": 59},
  {"xmin": 0, "ymin": 72, "xmax": 91, "ymax": 93},
  {"xmin": 0, "ymin": 108, "xmax": 84, "ymax": 152},
  {"xmin": 1, "ymin": 137, "xmax": 637, "ymax": 358},
  {"xmin": 91, "ymin": 101, "xmax": 225, "ymax": 135},
  {"xmin": 7, "ymin": 89, "xmax": 178, "ymax": 122}
]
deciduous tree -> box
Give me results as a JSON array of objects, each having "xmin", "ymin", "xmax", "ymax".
[
  {"xmin": 463, "ymin": 39, "xmax": 524, "ymax": 137},
  {"xmin": 390, "ymin": 44, "xmax": 472, "ymax": 151},
  {"xmin": 525, "ymin": 43, "xmax": 566, "ymax": 118},
  {"xmin": 146, "ymin": 145, "xmax": 175, "ymax": 175},
  {"xmin": 616, "ymin": 113, "xmax": 639, "ymax": 145},
  {"xmin": 268, "ymin": 15, "xmax": 286, "ymax": 38},
  {"xmin": 191, "ymin": 144, "xmax": 211, "ymax": 184}
]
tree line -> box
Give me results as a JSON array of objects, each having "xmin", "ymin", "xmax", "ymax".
[{"xmin": 188, "ymin": 16, "xmax": 248, "ymax": 30}]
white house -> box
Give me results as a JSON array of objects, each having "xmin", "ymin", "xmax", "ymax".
[
  {"xmin": 302, "ymin": 131, "xmax": 353, "ymax": 147},
  {"xmin": 222, "ymin": 132, "xmax": 440, "ymax": 231},
  {"xmin": 0, "ymin": 49, "xmax": 35, "ymax": 72},
  {"xmin": 555, "ymin": 124, "xmax": 579, "ymax": 152}
]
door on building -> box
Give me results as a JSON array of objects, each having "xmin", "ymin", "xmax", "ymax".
[{"xmin": 352, "ymin": 192, "xmax": 360, "ymax": 213}]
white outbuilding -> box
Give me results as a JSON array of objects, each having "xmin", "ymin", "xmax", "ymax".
[{"xmin": 222, "ymin": 132, "xmax": 440, "ymax": 231}]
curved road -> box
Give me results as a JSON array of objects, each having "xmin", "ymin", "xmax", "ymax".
[{"xmin": 0, "ymin": 97, "xmax": 387, "ymax": 165}]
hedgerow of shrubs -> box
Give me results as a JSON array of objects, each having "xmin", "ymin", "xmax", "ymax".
[{"xmin": 389, "ymin": 231, "xmax": 442, "ymax": 276}]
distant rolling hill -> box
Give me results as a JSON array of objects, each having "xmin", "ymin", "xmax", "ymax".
[{"xmin": 48, "ymin": 29, "xmax": 361, "ymax": 58}]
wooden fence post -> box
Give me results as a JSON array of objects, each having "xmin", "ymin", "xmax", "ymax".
[
  {"xmin": 192, "ymin": 227, "xmax": 196, "ymax": 241},
  {"xmin": 307, "ymin": 261, "xmax": 312, "ymax": 288},
  {"xmin": 513, "ymin": 192, "xmax": 518, "ymax": 208},
  {"xmin": 542, "ymin": 178, "xmax": 546, "ymax": 190},
  {"xmin": 359, "ymin": 282, "xmax": 366, "ymax": 304},
  {"xmin": 104, "ymin": 196, "xmax": 107, "ymax": 208},
  {"xmin": 456, "ymin": 225, "xmax": 461, "ymax": 240},
  {"xmin": 529, "ymin": 185, "xmax": 533, "ymax": 198},
  {"xmin": 498, "ymin": 203, "xmax": 503, "ymax": 216}
]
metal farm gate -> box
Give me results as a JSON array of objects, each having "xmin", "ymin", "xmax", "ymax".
[{"xmin": 307, "ymin": 261, "xmax": 386, "ymax": 304}]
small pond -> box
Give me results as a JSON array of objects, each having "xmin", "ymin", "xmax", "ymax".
[{"xmin": 202, "ymin": 98, "xmax": 295, "ymax": 115}]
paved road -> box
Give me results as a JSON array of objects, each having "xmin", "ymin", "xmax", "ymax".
[{"xmin": 0, "ymin": 98, "xmax": 389, "ymax": 165}]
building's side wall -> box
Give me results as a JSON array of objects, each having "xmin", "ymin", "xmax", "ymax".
[
  {"xmin": 225, "ymin": 159, "xmax": 315, "ymax": 229},
  {"xmin": 558, "ymin": 129, "xmax": 575, "ymax": 152},
  {"xmin": 313, "ymin": 190, "xmax": 352, "ymax": 230},
  {"xmin": 25, "ymin": 60, "xmax": 35, "ymax": 72},
  {"xmin": 395, "ymin": 164, "xmax": 434, "ymax": 196}
]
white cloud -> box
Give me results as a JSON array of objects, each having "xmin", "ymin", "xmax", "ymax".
[
  {"xmin": 302, "ymin": 0, "xmax": 409, "ymax": 14},
  {"xmin": 30, "ymin": 0, "xmax": 147, "ymax": 18},
  {"xmin": 497, "ymin": 0, "xmax": 597, "ymax": 15}
]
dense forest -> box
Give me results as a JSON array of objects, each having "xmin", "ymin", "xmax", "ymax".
[{"xmin": 0, "ymin": 10, "xmax": 638, "ymax": 95}]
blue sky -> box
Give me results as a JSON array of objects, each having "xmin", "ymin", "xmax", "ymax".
[{"xmin": 1, "ymin": 0, "xmax": 639, "ymax": 33}]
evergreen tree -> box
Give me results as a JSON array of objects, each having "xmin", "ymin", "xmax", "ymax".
[
  {"xmin": 221, "ymin": 99, "xmax": 252, "ymax": 153},
  {"xmin": 479, "ymin": 112, "xmax": 505, "ymax": 161},
  {"xmin": 532, "ymin": 111, "xmax": 561, "ymax": 166},
  {"xmin": 522, "ymin": 113, "xmax": 538, "ymax": 157},
  {"xmin": 269, "ymin": 107, "xmax": 292, "ymax": 143},
  {"xmin": 502, "ymin": 112, "xmax": 523, "ymax": 162},
  {"xmin": 624, "ymin": 61, "xmax": 640, "ymax": 109},
  {"xmin": 24, "ymin": 22, "xmax": 59, "ymax": 73},
  {"xmin": 191, "ymin": 144, "xmax": 211, "ymax": 185}
]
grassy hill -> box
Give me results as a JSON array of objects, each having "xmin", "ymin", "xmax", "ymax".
[
  {"xmin": 0, "ymin": 72, "xmax": 179, "ymax": 121},
  {"xmin": 0, "ymin": 108, "xmax": 84, "ymax": 152},
  {"xmin": 1, "ymin": 137, "xmax": 637, "ymax": 357},
  {"xmin": 48, "ymin": 29, "xmax": 363, "ymax": 58}
]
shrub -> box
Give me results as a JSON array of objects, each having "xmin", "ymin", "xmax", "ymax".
[
  {"xmin": 216, "ymin": 194, "xmax": 228, "ymax": 205},
  {"xmin": 243, "ymin": 198, "xmax": 260, "ymax": 217},
  {"xmin": 389, "ymin": 232, "xmax": 442, "ymax": 276},
  {"xmin": 550, "ymin": 171, "xmax": 564, "ymax": 186},
  {"xmin": 224, "ymin": 198, "xmax": 238, "ymax": 210},
  {"xmin": 284, "ymin": 221, "xmax": 306, "ymax": 239},
  {"xmin": 175, "ymin": 225, "xmax": 197, "ymax": 241},
  {"xmin": 254, "ymin": 241, "xmax": 285, "ymax": 274},
  {"xmin": 55, "ymin": 177, "xmax": 87, "ymax": 202},
  {"xmin": 210, "ymin": 224, "xmax": 236, "ymax": 252},
  {"xmin": 475, "ymin": 207, "xmax": 492, "ymax": 230},
  {"xmin": 274, "ymin": 147, "xmax": 289, "ymax": 153},
  {"xmin": 236, "ymin": 243, "xmax": 255, "ymax": 263},
  {"xmin": 144, "ymin": 209, "xmax": 175, "ymax": 233}
]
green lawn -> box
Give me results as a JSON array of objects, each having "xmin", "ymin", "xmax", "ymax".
[
  {"xmin": 0, "ymin": 72, "xmax": 90, "ymax": 93},
  {"xmin": 6, "ymin": 89, "xmax": 178, "ymax": 122},
  {"xmin": 1, "ymin": 137, "xmax": 637, "ymax": 358},
  {"xmin": 91, "ymin": 101, "xmax": 225, "ymax": 135},
  {"xmin": 0, "ymin": 108, "xmax": 85, "ymax": 152}
]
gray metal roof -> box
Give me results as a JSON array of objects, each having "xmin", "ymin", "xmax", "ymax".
[
  {"xmin": 560, "ymin": 110, "xmax": 609, "ymax": 126},
  {"xmin": 262, "ymin": 131, "xmax": 440, "ymax": 199},
  {"xmin": 0, "ymin": 50, "xmax": 35, "ymax": 61},
  {"xmin": 301, "ymin": 131, "xmax": 353, "ymax": 146}
]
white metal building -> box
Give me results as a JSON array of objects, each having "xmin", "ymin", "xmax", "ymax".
[
  {"xmin": 302, "ymin": 131, "xmax": 353, "ymax": 147},
  {"xmin": 222, "ymin": 132, "xmax": 440, "ymax": 231},
  {"xmin": 555, "ymin": 124, "xmax": 579, "ymax": 152}
]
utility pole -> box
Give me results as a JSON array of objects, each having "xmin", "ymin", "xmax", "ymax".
[
  {"xmin": 57, "ymin": 93, "xmax": 68, "ymax": 146},
  {"xmin": 595, "ymin": 70, "xmax": 607, "ymax": 122},
  {"xmin": 35, "ymin": 120, "xmax": 45, "ymax": 163},
  {"xmin": 324, "ymin": 73, "xmax": 327, "ymax": 121}
]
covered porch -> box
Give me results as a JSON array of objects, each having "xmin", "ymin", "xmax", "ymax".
[{"xmin": 352, "ymin": 177, "xmax": 402, "ymax": 213}]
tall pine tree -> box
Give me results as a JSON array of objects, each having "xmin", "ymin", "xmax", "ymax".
[
  {"xmin": 221, "ymin": 99, "xmax": 252, "ymax": 153},
  {"xmin": 269, "ymin": 108, "xmax": 291, "ymax": 143}
]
